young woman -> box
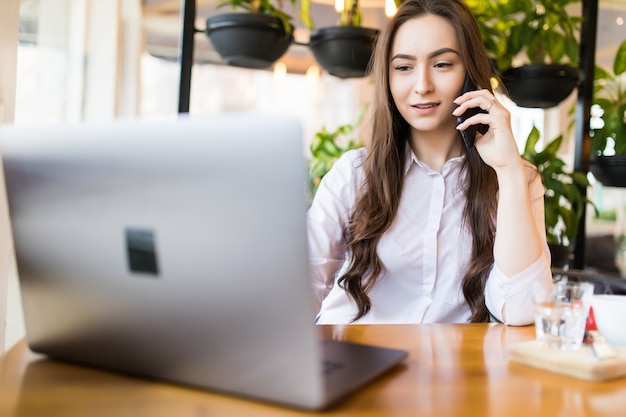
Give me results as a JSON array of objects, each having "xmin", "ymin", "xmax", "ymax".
[{"xmin": 307, "ymin": 0, "xmax": 553, "ymax": 325}]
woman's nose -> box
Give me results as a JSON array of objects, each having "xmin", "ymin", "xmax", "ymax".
[{"xmin": 414, "ymin": 69, "xmax": 433, "ymax": 95}]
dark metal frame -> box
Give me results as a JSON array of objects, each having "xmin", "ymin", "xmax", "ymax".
[
  {"xmin": 178, "ymin": 0, "xmax": 198, "ymax": 114},
  {"xmin": 572, "ymin": 0, "xmax": 599, "ymax": 270}
]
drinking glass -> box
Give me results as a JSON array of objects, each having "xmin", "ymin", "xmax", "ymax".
[{"xmin": 533, "ymin": 280, "xmax": 594, "ymax": 350}]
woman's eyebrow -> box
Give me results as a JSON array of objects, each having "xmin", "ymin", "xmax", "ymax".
[
  {"xmin": 390, "ymin": 53, "xmax": 415, "ymax": 61},
  {"xmin": 390, "ymin": 47, "xmax": 460, "ymax": 62},
  {"xmin": 428, "ymin": 47, "xmax": 460, "ymax": 58}
]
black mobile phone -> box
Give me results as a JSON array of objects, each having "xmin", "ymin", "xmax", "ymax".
[{"xmin": 457, "ymin": 74, "xmax": 489, "ymax": 148}]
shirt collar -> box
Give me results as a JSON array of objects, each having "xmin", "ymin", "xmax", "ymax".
[{"xmin": 403, "ymin": 142, "xmax": 466, "ymax": 176}]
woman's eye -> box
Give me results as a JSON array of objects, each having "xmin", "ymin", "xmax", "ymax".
[
  {"xmin": 395, "ymin": 64, "xmax": 412, "ymax": 71},
  {"xmin": 434, "ymin": 62, "xmax": 452, "ymax": 69}
]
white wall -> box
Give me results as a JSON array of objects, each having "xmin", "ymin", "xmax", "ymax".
[
  {"xmin": 0, "ymin": 0, "xmax": 20, "ymax": 353},
  {"xmin": 4, "ymin": 0, "xmax": 143, "ymax": 353}
]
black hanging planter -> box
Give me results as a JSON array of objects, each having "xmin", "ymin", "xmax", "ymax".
[
  {"xmin": 308, "ymin": 26, "xmax": 379, "ymax": 79},
  {"xmin": 500, "ymin": 64, "xmax": 580, "ymax": 108},
  {"xmin": 205, "ymin": 13, "xmax": 293, "ymax": 69},
  {"xmin": 590, "ymin": 154, "xmax": 626, "ymax": 188}
]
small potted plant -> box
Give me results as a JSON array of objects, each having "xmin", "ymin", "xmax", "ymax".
[
  {"xmin": 468, "ymin": 0, "xmax": 582, "ymax": 108},
  {"xmin": 521, "ymin": 125, "xmax": 596, "ymax": 267},
  {"xmin": 589, "ymin": 39, "xmax": 626, "ymax": 187},
  {"xmin": 308, "ymin": 106, "xmax": 366, "ymax": 198},
  {"xmin": 205, "ymin": 0, "xmax": 296, "ymax": 69},
  {"xmin": 300, "ymin": 0, "xmax": 379, "ymax": 78}
]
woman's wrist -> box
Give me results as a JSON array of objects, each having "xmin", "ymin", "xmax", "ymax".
[{"xmin": 493, "ymin": 156, "xmax": 528, "ymax": 187}]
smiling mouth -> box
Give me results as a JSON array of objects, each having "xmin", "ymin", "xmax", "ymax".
[{"xmin": 414, "ymin": 104, "xmax": 438, "ymax": 109}]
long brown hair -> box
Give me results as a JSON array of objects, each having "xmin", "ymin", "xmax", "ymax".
[{"xmin": 338, "ymin": 0, "xmax": 499, "ymax": 322}]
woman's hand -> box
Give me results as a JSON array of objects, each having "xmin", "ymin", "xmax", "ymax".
[{"xmin": 453, "ymin": 90, "xmax": 523, "ymax": 174}]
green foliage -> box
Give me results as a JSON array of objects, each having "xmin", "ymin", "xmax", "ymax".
[
  {"xmin": 521, "ymin": 126, "xmax": 595, "ymax": 246},
  {"xmin": 216, "ymin": 0, "xmax": 295, "ymax": 33},
  {"xmin": 596, "ymin": 208, "xmax": 617, "ymax": 222},
  {"xmin": 466, "ymin": 0, "xmax": 581, "ymax": 70},
  {"xmin": 465, "ymin": 0, "xmax": 518, "ymax": 70},
  {"xmin": 591, "ymin": 40, "xmax": 626, "ymax": 155},
  {"xmin": 308, "ymin": 107, "xmax": 366, "ymax": 198},
  {"xmin": 299, "ymin": 0, "xmax": 362, "ymax": 29},
  {"xmin": 339, "ymin": 0, "xmax": 362, "ymax": 27},
  {"xmin": 299, "ymin": 0, "xmax": 313, "ymax": 29}
]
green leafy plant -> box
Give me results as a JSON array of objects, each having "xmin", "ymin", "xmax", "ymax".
[
  {"xmin": 217, "ymin": 0, "xmax": 295, "ymax": 33},
  {"xmin": 465, "ymin": 0, "xmax": 516, "ymax": 70},
  {"xmin": 467, "ymin": 0, "xmax": 581, "ymax": 70},
  {"xmin": 338, "ymin": 0, "xmax": 362, "ymax": 27},
  {"xmin": 522, "ymin": 125, "xmax": 595, "ymax": 246},
  {"xmin": 591, "ymin": 39, "xmax": 626, "ymax": 155},
  {"xmin": 299, "ymin": 0, "xmax": 363, "ymax": 30},
  {"xmin": 308, "ymin": 106, "xmax": 366, "ymax": 197}
]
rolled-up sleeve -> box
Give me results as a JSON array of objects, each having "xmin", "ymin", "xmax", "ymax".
[{"xmin": 485, "ymin": 255, "xmax": 552, "ymax": 325}]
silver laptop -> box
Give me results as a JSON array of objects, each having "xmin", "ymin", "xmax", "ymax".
[{"xmin": 0, "ymin": 113, "xmax": 407, "ymax": 411}]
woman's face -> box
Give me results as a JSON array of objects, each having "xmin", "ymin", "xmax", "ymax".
[{"xmin": 389, "ymin": 14, "xmax": 466, "ymax": 137}]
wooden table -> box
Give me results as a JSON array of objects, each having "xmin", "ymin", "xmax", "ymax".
[{"xmin": 1, "ymin": 324, "xmax": 625, "ymax": 416}]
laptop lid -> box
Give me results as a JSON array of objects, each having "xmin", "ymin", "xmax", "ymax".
[{"xmin": 0, "ymin": 113, "xmax": 407, "ymax": 410}]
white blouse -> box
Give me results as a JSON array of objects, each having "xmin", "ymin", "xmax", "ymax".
[{"xmin": 307, "ymin": 147, "xmax": 552, "ymax": 325}]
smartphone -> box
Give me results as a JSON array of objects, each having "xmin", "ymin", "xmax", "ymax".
[{"xmin": 457, "ymin": 74, "xmax": 489, "ymax": 148}]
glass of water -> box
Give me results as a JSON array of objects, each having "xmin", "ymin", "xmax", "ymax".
[{"xmin": 533, "ymin": 280, "xmax": 594, "ymax": 350}]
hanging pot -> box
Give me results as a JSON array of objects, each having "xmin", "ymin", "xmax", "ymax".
[
  {"xmin": 205, "ymin": 13, "xmax": 293, "ymax": 69},
  {"xmin": 500, "ymin": 64, "xmax": 580, "ymax": 109},
  {"xmin": 590, "ymin": 154, "xmax": 626, "ymax": 188},
  {"xmin": 308, "ymin": 26, "xmax": 379, "ymax": 79}
]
